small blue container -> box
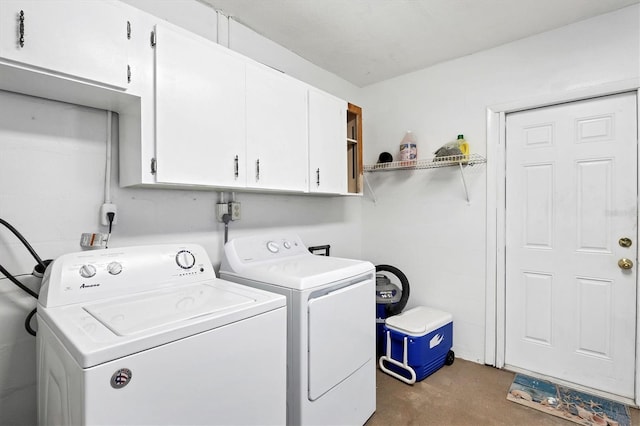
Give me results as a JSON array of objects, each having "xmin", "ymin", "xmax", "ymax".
[{"xmin": 379, "ymin": 306, "xmax": 453, "ymax": 384}]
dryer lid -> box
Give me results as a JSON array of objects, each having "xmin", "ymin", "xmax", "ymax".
[
  {"xmin": 222, "ymin": 254, "xmax": 373, "ymax": 290},
  {"xmin": 220, "ymin": 233, "xmax": 374, "ymax": 290}
]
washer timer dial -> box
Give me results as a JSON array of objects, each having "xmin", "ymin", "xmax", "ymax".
[
  {"xmin": 79, "ymin": 264, "xmax": 96, "ymax": 278},
  {"xmin": 175, "ymin": 250, "xmax": 196, "ymax": 269}
]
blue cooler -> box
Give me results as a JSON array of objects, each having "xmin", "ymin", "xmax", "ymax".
[{"xmin": 379, "ymin": 306, "xmax": 454, "ymax": 384}]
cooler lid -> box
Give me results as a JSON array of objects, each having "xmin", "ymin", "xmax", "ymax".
[{"xmin": 385, "ymin": 306, "xmax": 452, "ymax": 336}]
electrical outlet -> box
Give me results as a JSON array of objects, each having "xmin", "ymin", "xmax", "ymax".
[
  {"xmin": 230, "ymin": 201, "xmax": 241, "ymax": 220},
  {"xmin": 216, "ymin": 203, "xmax": 229, "ymax": 222},
  {"xmin": 80, "ymin": 232, "xmax": 108, "ymax": 248},
  {"xmin": 100, "ymin": 203, "xmax": 118, "ymax": 226}
]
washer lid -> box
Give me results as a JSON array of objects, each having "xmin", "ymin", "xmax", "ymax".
[
  {"xmin": 385, "ymin": 306, "xmax": 452, "ymax": 336},
  {"xmin": 37, "ymin": 279, "xmax": 286, "ymax": 368},
  {"xmin": 84, "ymin": 284, "xmax": 253, "ymax": 336}
]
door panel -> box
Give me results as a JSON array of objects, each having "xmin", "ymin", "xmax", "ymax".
[
  {"xmin": 0, "ymin": 0, "xmax": 128, "ymax": 89},
  {"xmin": 505, "ymin": 93, "xmax": 637, "ymax": 398},
  {"xmin": 308, "ymin": 89, "xmax": 347, "ymax": 194},
  {"xmin": 246, "ymin": 63, "xmax": 308, "ymax": 191},
  {"xmin": 307, "ymin": 278, "xmax": 373, "ymax": 401},
  {"xmin": 154, "ymin": 23, "xmax": 246, "ymax": 187}
]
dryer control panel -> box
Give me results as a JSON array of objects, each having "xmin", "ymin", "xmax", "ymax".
[
  {"xmin": 222, "ymin": 234, "xmax": 310, "ymax": 266},
  {"xmin": 39, "ymin": 244, "xmax": 215, "ymax": 308}
]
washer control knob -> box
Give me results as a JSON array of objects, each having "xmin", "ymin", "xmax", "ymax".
[
  {"xmin": 283, "ymin": 241, "xmax": 291, "ymax": 249},
  {"xmin": 176, "ymin": 250, "xmax": 196, "ymax": 269},
  {"xmin": 107, "ymin": 261, "xmax": 123, "ymax": 275},
  {"xmin": 266, "ymin": 241, "xmax": 279, "ymax": 253},
  {"xmin": 79, "ymin": 264, "xmax": 97, "ymax": 278}
]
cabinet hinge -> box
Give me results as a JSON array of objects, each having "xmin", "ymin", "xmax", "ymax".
[
  {"xmin": 150, "ymin": 158, "xmax": 157, "ymax": 175},
  {"xmin": 127, "ymin": 65, "xmax": 131, "ymax": 83},
  {"xmin": 150, "ymin": 30, "xmax": 156, "ymax": 47},
  {"xmin": 127, "ymin": 21, "xmax": 131, "ymax": 39}
]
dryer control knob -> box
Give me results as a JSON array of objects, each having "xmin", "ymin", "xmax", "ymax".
[
  {"xmin": 79, "ymin": 264, "xmax": 97, "ymax": 278},
  {"xmin": 283, "ymin": 241, "xmax": 291, "ymax": 249},
  {"xmin": 107, "ymin": 261, "xmax": 123, "ymax": 275},
  {"xmin": 266, "ymin": 241, "xmax": 279, "ymax": 253},
  {"xmin": 176, "ymin": 250, "xmax": 196, "ymax": 269}
]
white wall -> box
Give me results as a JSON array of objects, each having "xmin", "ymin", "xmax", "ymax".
[
  {"xmin": 0, "ymin": 2, "xmax": 362, "ymax": 424},
  {"xmin": 360, "ymin": 5, "xmax": 640, "ymax": 363}
]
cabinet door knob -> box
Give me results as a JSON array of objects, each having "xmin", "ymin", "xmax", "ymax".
[{"xmin": 19, "ymin": 10, "xmax": 25, "ymax": 48}]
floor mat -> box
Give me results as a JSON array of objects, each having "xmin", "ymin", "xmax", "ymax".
[{"xmin": 507, "ymin": 373, "xmax": 631, "ymax": 426}]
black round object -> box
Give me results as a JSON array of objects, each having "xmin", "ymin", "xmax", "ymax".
[
  {"xmin": 377, "ymin": 152, "xmax": 393, "ymax": 163},
  {"xmin": 445, "ymin": 350, "xmax": 455, "ymax": 366},
  {"xmin": 375, "ymin": 264, "xmax": 410, "ymax": 316}
]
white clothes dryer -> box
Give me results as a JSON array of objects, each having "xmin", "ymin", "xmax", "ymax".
[
  {"xmin": 36, "ymin": 244, "xmax": 286, "ymax": 426},
  {"xmin": 220, "ymin": 234, "xmax": 376, "ymax": 426}
]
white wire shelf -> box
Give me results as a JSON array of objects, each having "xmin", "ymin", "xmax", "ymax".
[{"xmin": 364, "ymin": 153, "xmax": 486, "ymax": 172}]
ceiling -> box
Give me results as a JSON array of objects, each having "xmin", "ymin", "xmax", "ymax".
[{"xmin": 198, "ymin": 0, "xmax": 639, "ymax": 87}]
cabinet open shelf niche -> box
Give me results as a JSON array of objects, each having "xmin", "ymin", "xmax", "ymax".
[
  {"xmin": 347, "ymin": 103, "xmax": 363, "ymax": 194},
  {"xmin": 363, "ymin": 153, "xmax": 487, "ymax": 202}
]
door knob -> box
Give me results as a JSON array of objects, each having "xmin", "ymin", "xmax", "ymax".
[{"xmin": 618, "ymin": 258, "xmax": 633, "ymax": 270}]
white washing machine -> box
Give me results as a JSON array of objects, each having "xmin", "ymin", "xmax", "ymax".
[
  {"xmin": 36, "ymin": 244, "xmax": 286, "ymax": 426},
  {"xmin": 220, "ymin": 234, "xmax": 376, "ymax": 426}
]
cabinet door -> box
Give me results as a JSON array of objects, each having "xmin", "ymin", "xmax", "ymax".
[
  {"xmin": 246, "ymin": 63, "xmax": 308, "ymax": 192},
  {"xmin": 0, "ymin": 0, "xmax": 129, "ymax": 89},
  {"xmin": 308, "ymin": 90, "xmax": 347, "ymax": 194},
  {"xmin": 154, "ymin": 23, "xmax": 246, "ymax": 188}
]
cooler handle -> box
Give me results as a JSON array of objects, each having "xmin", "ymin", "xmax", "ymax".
[{"xmin": 378, "ymin": 330, "xmax": 416, "ymax": 385}]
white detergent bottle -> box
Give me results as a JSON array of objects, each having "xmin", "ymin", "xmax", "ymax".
[{"xmin": 399, "ymin": 131, "xmax": 417, "ymax": 162}]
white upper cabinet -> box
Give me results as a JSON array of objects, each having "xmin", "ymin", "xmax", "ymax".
[
  {"xmin": 246, "ymin": 63, "xmax": 308, "ymax": 192},
  {"xmin": 308, "ymin": 89, "xmax": 347, "ymax": 194},
  {"xmin": 0, "ymin": 2, "xmax": 352, "ymax": 195},
  {"xmin": 153, "ymin": 23, "xmax": 246, "ymax": 188},
  {"xmin": 0, "ymin": 0, "xmax": 129, "ymax": 89}
]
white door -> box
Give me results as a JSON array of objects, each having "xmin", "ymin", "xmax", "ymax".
[
  {"xmin": 246, "ymin": 63, "xmax": 308, "ymax": 192},
  {"xmin": 308, "ymin": 89, "xmax": 347, "ymax": 194},
  {"xmin": 0, "ymin": 0, "xmax": 129, "ymax": 89},
  {"xmin": 154, "ymin": 23, "xmax": 246, "ymax": 188},
  {"xmin": 505, "ymin": 92, "xmax": 637, "ymax": 399}
]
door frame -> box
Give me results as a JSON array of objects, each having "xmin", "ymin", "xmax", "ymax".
[{"xmin": 485, "ymin": 79, "xmax": 640, "ymax": 406}]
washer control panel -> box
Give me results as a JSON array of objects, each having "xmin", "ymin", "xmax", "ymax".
[{"xmin": 39, "ymin": 244, "xmax": 215, "ymax": 308}]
